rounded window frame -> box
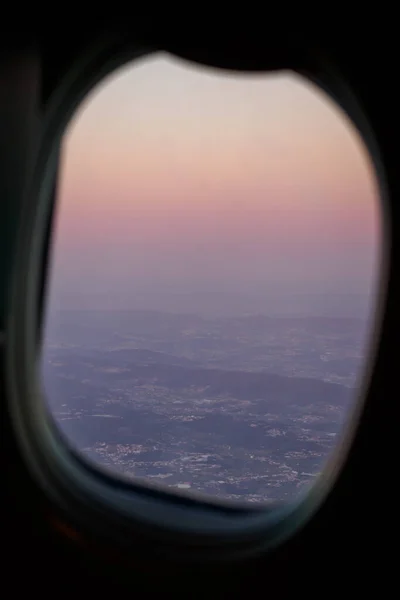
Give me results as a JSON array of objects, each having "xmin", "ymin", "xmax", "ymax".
[{"xmin": 6, "ymin": 36, "xmax": 391, "ymax": 562}]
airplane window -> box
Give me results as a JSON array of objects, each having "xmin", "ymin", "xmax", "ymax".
[{"xmin": 41, "ymin": 55, "xmax": 382, "ymax": 506}]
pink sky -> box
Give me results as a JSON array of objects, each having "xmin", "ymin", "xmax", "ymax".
[{"xmin": 47, "ymin": 54, "xmax": 381, "ymax": 314}]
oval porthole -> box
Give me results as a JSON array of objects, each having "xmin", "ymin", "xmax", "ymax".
[{"xmin": 41, "ymin": 54, "xmax": 383, "ymax": 507}]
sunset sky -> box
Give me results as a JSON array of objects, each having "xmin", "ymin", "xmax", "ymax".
[{"xmin": 46, "ymin": 53, "xmax": 381, "ymax": 315}]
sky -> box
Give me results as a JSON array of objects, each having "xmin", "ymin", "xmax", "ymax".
[{"xmin": 46, "ymin": 52, "xmax": 382, "ymax": 316}]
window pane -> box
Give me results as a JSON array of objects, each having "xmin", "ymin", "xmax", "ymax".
[{"xmin": 41, "ymin": 56, "xmax": 382, "ymax": 505}]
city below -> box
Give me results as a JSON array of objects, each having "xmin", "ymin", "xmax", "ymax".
[{"xmin": 42, "ymin": 308, "xmax": 371, "ymax": 505}]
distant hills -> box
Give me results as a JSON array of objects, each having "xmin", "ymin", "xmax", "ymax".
[{"xmin": 44, "ymin": 346, "xmax": 350, "ymax": 412}]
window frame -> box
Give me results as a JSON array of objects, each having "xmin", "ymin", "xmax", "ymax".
[{"xmin": 5, "ymin": 34, "xmax": 391, "ymax": 563}]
